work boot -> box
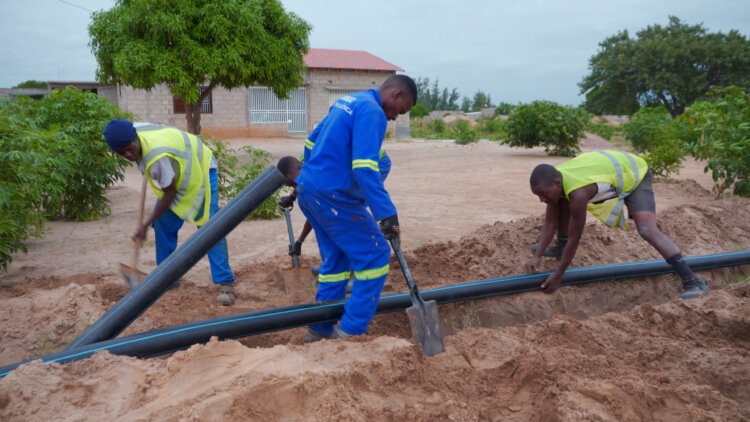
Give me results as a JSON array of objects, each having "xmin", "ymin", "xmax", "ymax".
[
  {"xmin": 329, "ymin": 325, "xmax": 350, "ymax": 339},
  {"xmin": 531, "ymin": 238, "xmax": 567, "ymax": 261},
  {"xmin": 216, "ymin": 283, "xmax": 235, "ymax": 306},
  {"xmin": 304, "ymin": 327, "xmax": 332, "ymax": 343},
  {"xmin": 679, "ymin": 275, "xmax": 711, "ymax": 299}
]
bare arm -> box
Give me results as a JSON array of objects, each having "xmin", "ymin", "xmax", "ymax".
[
  {"xmin": 541, "ymin": 185, "xmax": 595, "ymax": 292},
  {"xmin": 299, "ymin": 219, "xmax": 313, "ymax": 243},
  {"xmin": 527, "ymin": 201, "xmax": 559, "ymax": 273},
  {"xmin": 134, "ymin": 180, "xmax": 177, "ymax": 243}
]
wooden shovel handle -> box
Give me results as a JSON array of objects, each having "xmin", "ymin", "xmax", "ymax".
[{"xmin": 131, "ymin": 176, "xmax": 148, "ymax": 276}]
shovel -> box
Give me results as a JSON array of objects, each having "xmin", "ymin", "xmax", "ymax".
[
  {"xmin": 119, "ymin": 176, "xmax": 148, "ymax": 289},
  {"xmin": 389, "ymin": 237, "xmax": 445, "ymax": 356},
  {"xmin": 279, "ymin": 204, "xmax": 299, "ymax": 295}
]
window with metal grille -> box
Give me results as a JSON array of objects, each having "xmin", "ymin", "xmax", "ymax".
[
  {"xmin": 173, "ymin": 87, "xmax": 212, "ymax": 114},
  {"xmin": 328, "ymin": 89, "xmax": 358, "ymax": 107},
  {"xmin": 249, "ymin": 87, "xmax": 306, "ymax": 132}
]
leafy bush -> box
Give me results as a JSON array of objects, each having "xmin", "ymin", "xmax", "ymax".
[
  {"xmin": 203, "ymin": 136, "xmax": 281, "ymax": 219},
  {"xmin": 494, "ymin": 102, "xmax": 516, "ymax": 115},
  {"xmin": 452, "ymin": 119, "xmax": 478, "ymax": 145},
  {"xmin": 683, "ymin": 86, "xmax": 750, "ymax": 197},
  {"xmin": 430, "ymin": 118, "xmax": 446, "ymax": 134},
  {"xmin": 585, "ymin": 118, "xmax": 616, "ymax": 140},
  {"xmin": 478, "ymin": 117, "xmax": 506, "ymax": 141},
  {"xmin": 503, "ymin": 100, "xmax": 588, "ymax": 156},
  {"xmin": 0, "ymin": 88, "xmax": 131, "ymax": 269},
  {"xmin": 13, "ymin": 80, "xmax": 47, "ymax": 89},
  {"xmin": 623, "ymin": 106, "xmax": 687, "ymax": 177},
  {"xmin": 410, "ymin": 103, "xmax": 429, "ymax": 118}
]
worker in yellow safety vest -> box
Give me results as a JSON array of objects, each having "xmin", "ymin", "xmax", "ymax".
[
  {"xmin": 527, "ymin": 150, "xmax": 710, "ymax": 299},
  {"xmin": 103, "ymin": 119, "xmax": 236, "ymax": 306}
]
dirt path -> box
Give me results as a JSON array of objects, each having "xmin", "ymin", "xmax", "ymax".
[{"xmin": 2, "ymin": 137, "xmax": 749, "ymax": 421}]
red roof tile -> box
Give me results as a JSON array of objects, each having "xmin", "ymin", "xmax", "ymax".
[{"xmin": 303, "ymin": 48, "xmax": 404, "ymax": 72}]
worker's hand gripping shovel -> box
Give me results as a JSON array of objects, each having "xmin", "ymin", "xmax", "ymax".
[
  {"xmin": 119, "ymin": 176, "xmax": 148, "ymax": 289},
  {"xmin": 389, "ymin": 237, "xmax": 445, "ymax": 356}
]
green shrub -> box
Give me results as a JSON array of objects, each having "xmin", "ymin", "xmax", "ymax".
[
  {"xmin": 585, "ymin": 118, "xmax": 616, "ymax": 140},
  {"xmin": 410, "ymin": 103, "xmax": 429, "ymax": 118},
  {"xmin": 0, "ymin": 88, "xmax": 131, "ymax": 269},
  {"xmin": 478, "ymin": 117, "xmax": 506, "ymax": 141},
  {"xmin": 683, "ymin": 86, "xmax": 750, "ymax": 197},
  {"xmin": 494, "ymin": 102, "xmax": 516, "ymax": 115},
  {"xmin": 430, "ymin": 118, "xmax": 446, "ymax": 134},
  {"xmin": 452, "ymin": 119, "xmax": 478, "ymax": 145},
  {"xmin": 623, "ymin": 106, "xmax": 688, "ymax": 178},
  {"xmin": 503, "ymin": 100, "xmax": 588, "ymax": 156},
  {"xmin": 203, "ymin": 136, "xmax": 281, "ymax": 219}
]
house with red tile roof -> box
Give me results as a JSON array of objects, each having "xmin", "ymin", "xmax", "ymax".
[{"xmin": 37, "ymin": 48, "xmax": 410, "ymax": 138}]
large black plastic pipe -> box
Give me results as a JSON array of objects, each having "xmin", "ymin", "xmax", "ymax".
[
  {"xmin": 65, "ymin": 166, "xmax": 286, "ymax": 350},
  {"xmin": 3, "ymin": 250, "xmax": 748, "ymax": 377}
]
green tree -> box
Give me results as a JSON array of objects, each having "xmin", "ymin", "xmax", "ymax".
[
  {"xmin": 579, "ymin": 16, "xmax": 750, "ymax": 118},
  {"xmin": 460, "ymin": 96, "xmax": 471, "ymax": 112},
  {"xmin": 503, "ymin": 100, "xmax": 588, "ymax": 156},
  {"xmin": 89, "ymin": 0, "xmax": 310, "ymax": 134},
  {"xmin": 684, "ymin": 86, "xmax": 750, "ymax": 198},
  {"xmin": 471, "ymin": 90, "xmax": 492, "ymax": 111},
  {"xmin": 12, "ymin": 80, "xmax": 47, "ymax": 89},
  {"xmin": 409, "ymin": 103, "xmax": 429, "ymax": 118}
]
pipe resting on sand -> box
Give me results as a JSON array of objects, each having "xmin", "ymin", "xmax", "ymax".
[
  {"xmin": 2, "ymin": 249, "xmax": 749, "ymax": 377},
  {"xmin": 64, "ymin": 166, "xmax": 287, "ymax": 351}
]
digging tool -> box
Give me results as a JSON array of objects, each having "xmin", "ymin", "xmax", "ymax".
[
  {"xmin": 281, "ymin": 206, "xmax": 300, "ymax": 269},
  {"xmin": 119, "ymin": 176, "xmax": 148, "ymax": 289},
  {"xmin": 389, "ymin": 237, "xmax": 445, "ymax": 356},
  {"xmin": 279, "ymin": 203, "xmax": 299, "ymax": 295}
]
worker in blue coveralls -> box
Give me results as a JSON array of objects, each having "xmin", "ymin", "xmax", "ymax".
[
  {"xmin": 276, "ymin": 74, "xmax": 417, "ymax": 342},
  {"xmin": 103, "ymin": 119, "xmax": 236, "ymax": 306}
]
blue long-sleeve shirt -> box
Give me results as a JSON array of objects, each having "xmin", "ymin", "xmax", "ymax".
[{"xmin": 296, "ymin": 89, "xmax": 397, "ymax": 221}]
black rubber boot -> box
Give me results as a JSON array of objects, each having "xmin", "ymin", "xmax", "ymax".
[
  {"xmin": 679, "ymin": 275, "xmax": 711, "ymax": 299},
  {"xmin": 531, "ymin": 238, "xmax": 567, "ymax": 261}
]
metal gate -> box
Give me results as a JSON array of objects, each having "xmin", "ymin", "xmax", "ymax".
[{"xmin": 249, "ymin": 87, "xmax": 307, "ymax": 133}]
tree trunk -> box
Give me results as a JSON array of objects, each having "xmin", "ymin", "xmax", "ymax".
[{"xmin": 185, "ymin": 102, "xmax": 202, "ymax": 134}]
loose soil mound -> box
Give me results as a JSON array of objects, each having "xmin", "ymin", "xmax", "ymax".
[
  {"xmin": 1, "ymin": 283, "xmax": 748, "ymax": 421},
  {"xmin": 1, "ymin": 183, "xmax": 749, "ymax": 420}
]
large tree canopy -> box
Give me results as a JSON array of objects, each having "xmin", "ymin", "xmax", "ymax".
[
  {"xmin": 89, "ymin": 0, "xmax": 311, "ymax": 133},
  {"xmin": 579, "ymin": 16, "xmax": 750, "ymax": 118}
]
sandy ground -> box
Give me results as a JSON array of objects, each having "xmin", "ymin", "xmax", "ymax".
[{"xmin": 1, "ymin": 135, "xmax": 749, "ymax": 420}]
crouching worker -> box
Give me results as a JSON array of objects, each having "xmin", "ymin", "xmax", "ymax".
[
  {"xmin": 103, "ymin": 119, "xmax": 236, "ymax": 306},
  {"xmin": 277, "ymin": 74, "xmax": 416, "ymax": 342},
  {"xmin": 278, "ymin": 149, "xmax": 392, "ymax": 291},
  {"xmin": 528, "ymin": 150, "xmax": 710, "ymax": 299}
]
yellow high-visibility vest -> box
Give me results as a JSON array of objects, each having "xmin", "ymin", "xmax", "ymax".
[
  {"xmin": 136, "ymin": 124, "xmax": 213, "ymax": 225},
  {"xmin": 557, "ymin": 150, "xmax": 649, "ymax": 230}
]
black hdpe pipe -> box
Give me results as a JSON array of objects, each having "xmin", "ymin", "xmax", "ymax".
[
  {"xmin": 64, "ymin": 166, "xmax": 286, "ymax": 351},
  {"xmin": 3, "ymin": 249, "xmax": 748, "ymax": 378}
]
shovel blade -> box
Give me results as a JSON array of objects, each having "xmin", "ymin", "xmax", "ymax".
[
  {"xmin": 118, "ymin": 263, "xmax": 147, "ymax": 288},
  {"xmin": 406, "ymin": 299, "xmax": 445, "ymax": 356}
]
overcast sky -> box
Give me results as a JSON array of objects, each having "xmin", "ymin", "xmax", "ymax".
[{"xmin": 1, "ymin": 0, "xmax": 748, "ymax": 106}]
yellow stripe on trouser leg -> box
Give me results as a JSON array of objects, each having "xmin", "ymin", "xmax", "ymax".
[
  {"xmin": 318, "ymin": 271, "xmax": 351, "ymax": 283},
  {"xmin": 354, "ymin": 263, "xmax": 389, "ymax": 280}
]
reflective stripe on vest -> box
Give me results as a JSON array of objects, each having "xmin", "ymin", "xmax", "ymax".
[
  {"xmin": 137, "ymin": 125, "xmax": 210, "ymax": 225},
  {"xmin": 598, "ymin": 150, "xmax": 640, "ymax": 229}
]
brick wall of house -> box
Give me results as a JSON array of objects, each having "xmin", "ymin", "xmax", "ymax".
[
  {"xmin": 117, "ymin": 84, "xmax": 250, "ymax": 134},
  {"xmin": 305, "ymin": 69, "xmax": 410, "ymax": 137}
]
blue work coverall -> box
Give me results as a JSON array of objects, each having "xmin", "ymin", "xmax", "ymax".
[{"xmin": 295, "ymin": 89, "xmax": 396, "ymax": 335}]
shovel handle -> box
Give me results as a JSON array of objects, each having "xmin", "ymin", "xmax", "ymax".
[
  {"xmin": 389, "ymin": 237, "xmax": 422, "ymax": 302},
  {"xmin": 129, "ymin": 176, "xmax": 148, "ymax": 288},
  {"xmin": 281, "ymin": 207, "xmax": 300, "ymax": 268}
]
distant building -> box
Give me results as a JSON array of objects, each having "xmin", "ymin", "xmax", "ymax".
[{"xmin": 5, "ymin": 48, "xmax": 410, "ymax": 138}]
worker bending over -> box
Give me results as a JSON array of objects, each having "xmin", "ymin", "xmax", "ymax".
[{"xmin": 528, "ymin": 150, "xmax": 710, "ymax": 299}]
